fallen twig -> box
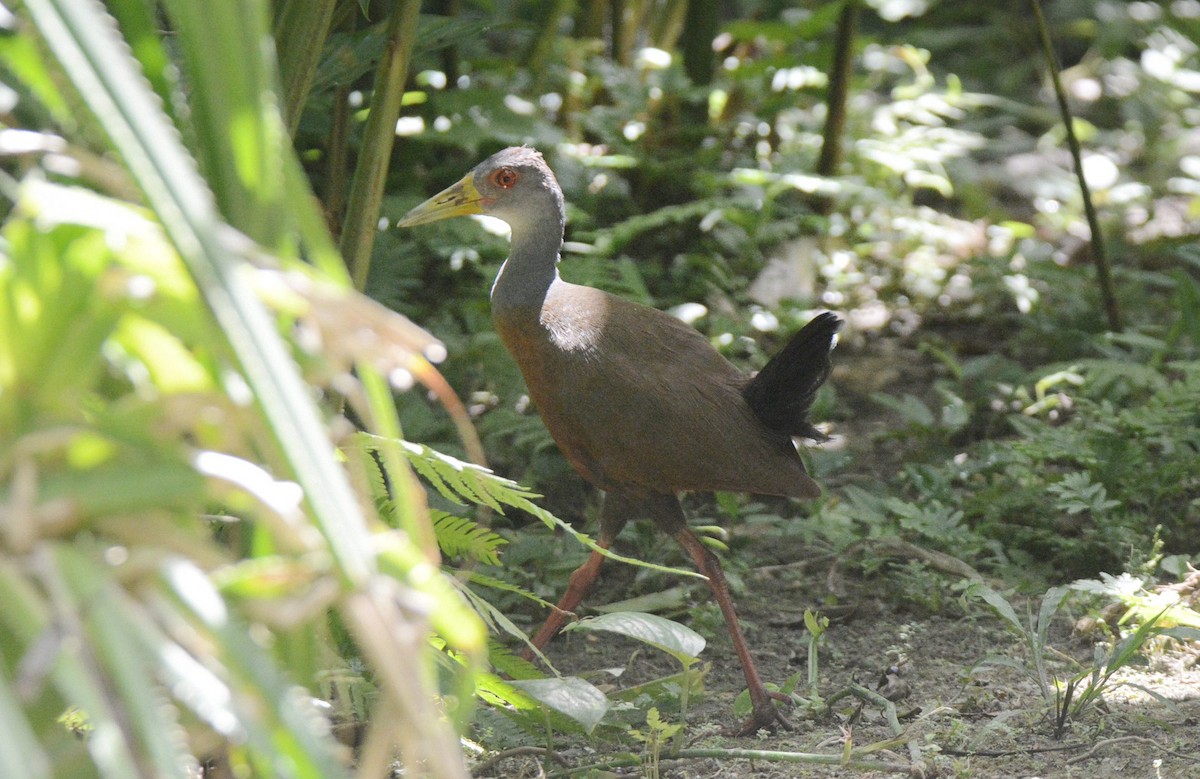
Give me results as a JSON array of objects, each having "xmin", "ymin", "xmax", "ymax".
[
  {"xmin": 552, "ymin": 747, "xmax": 913, "ymax": 776},
  {"xmin": 828, "ymin": 537, "xmax": 990, "ymax": 594},
  {"xmin": 1065, "ymin": 735, "xmax": 1200, "ymax": 766},
  {"xmin": 940, "ymin": 743, "xmax": 1087, "ymax": 758},
  {"xmin": 472, "ymin": 745, "xmax": 570, "ymax": 776}
]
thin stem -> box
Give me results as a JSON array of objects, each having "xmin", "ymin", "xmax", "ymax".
[
  {"xmin": 816, "ymin": 0, "xmax": 859, "ymax": 181},
  {"xmin": 1030, "ymin": 0, "xmax": 1122, "ymax": 332},
  {"xmin": 341, "ymin": 0, "xmax": 422, "ymax": 291}
]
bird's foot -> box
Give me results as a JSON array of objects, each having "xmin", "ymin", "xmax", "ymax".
[{"xmin": 733, "ymin": 690, "xmax": 795, "ymax": 736}]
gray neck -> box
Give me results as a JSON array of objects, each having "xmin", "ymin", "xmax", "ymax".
[{"xmin": 490, "ymin": 209, "xmax": 565, "ymax": 310}]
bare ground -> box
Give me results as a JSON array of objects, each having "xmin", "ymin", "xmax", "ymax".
[{"xmin": 480, "ymin": 550, "xmax": 1200, "ymax": 778}]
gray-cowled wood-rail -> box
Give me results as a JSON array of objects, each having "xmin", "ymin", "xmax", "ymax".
[{"xmin": 399, "ymin": 147, "xmax": 841, "ymax": 734}]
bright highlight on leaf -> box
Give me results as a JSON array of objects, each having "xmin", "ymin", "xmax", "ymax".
[
  {"xmin": 507, "ymin": 677, "xmax": 610, "ymax": 733},
  {"xmin": 564, "ymin": 611, "xmax": 706, "ymax": 664}
]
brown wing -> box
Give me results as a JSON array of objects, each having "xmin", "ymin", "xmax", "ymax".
[{"xmin": 495, "ymin": 281, "xmax": 819, "ymax": 499}]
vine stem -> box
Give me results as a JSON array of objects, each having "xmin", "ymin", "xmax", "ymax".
[{"xmin": 1030, "ymin": 0, "xmax": 1122, "ymax": 332}]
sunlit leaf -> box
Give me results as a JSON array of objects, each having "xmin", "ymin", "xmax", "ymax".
[
  {"xmin": 508, "ymin": 677, "xmax": 610, "ymax": 733},
  {"xmin": 564, "ymin": 611, "xmax": 706, "ymax": 664}
]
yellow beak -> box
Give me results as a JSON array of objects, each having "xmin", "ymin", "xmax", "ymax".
[{"xmin": 396, "ymin": 172, "xmax": 488, "ymax": 227}]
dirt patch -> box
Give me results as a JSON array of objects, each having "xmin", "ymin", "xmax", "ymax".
[
  {"xmin": 474, "ymin": 339, "xmax": 1200, "ymax": 778},
  {"xmin": 489, "ymin": 553, "xmax": 1200, "ymax": 778}
]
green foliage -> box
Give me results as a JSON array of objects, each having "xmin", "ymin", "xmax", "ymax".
[
  {"xmin": 735, "ymin": 608, "xmax": 829, "ymax": 722},
  {"xmin": 1047, "ymin": 472, "xmax": 1121, "ymax": 517},
  {"xmin": 968, "ymin": 583, "xmax": 1190, "ymax": 738},
  {"xmin": 2, "ymin": 1, "xmax": 482, "ymax": 776},
  {"xmin": 9, "ymin": 0, "xmax": 1187, "ymax": 770},
  {"xmin": 1072, "ymin": 571, "xmax": 1200, "ymax": 630},
  {"xmin": 431, "ymin": 510, "xmax": 507, "ymax": 566},
  {"xmin": 628, "ymin": 707, "xmax": 684, "ymax": 779},
  {"xmin": 969, "ymin": 584, "xmax": 1069, "ymax": 708},
  {"xmin": 364, "ymin": 0, "xmax": 1199, "ymax": 766},
  {"xmin": 798, "ymin": 350, "xmax": 1200, "ymax": 585}
]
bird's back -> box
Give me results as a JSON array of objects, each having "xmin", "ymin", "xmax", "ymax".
[{"xmin": 493, "ymin": 279, "xmax": 820, "ymax": 500}]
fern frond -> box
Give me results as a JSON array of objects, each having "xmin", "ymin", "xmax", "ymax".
[
  {"xmin": 432, "ymin": 511, "xmax": 507, "ymax": 566},
  {"xmin": 461, "ymin": 569, "xmax": 555, "ymax": 609},
  {"xmin": 357, "ymin": 433, "xmax": 701, "ymax": 580},
  {"xmin": 486, "ymin": 640, "xmax": 545, "ymax": 681},
  {"xmin": 346, "ymin": 437, "xmax": 391, "ymax": 507},
  {"xmin": 451, "ymin": 575, "xmax": 542, "ymax": 647},
  {"xmin": 1075, "ymin": 358, "xmax": 1168, "ymax": 401}
]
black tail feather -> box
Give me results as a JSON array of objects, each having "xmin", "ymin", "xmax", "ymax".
[{"xmin": 743, "ymin": 312, "xmax": 842, "ymax": 440}]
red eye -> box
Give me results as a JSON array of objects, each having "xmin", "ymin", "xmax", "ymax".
[{"xmin": 491, "ymin": 167, "xmax": 519, "ymax": 189}]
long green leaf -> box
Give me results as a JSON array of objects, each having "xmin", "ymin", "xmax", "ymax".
[
  {"xmin": 0, "ymin": 669, "xmax": 51, "ymax": 779},
  {"xmin": 57, "ymin": 547, "xmax": 195, "ymax": 779},
  {"xmin": 22, "ymin": 0, "xmax": 374, "ymax": 584},
  {"xmin": 341, "ymin": 0, "xmax": 421, "ymax": 290},
  {"xmin": 157, "ymin": 0, "xmax": 286, "ymax": 250},
  {"xmin": 971, "ymin": 584, "xmax": 1024, "ymax": 635},
  {"xmin": 1036, "ymin": 586, "xmax": 1069, "ymax": 648},
  {"xmin": 273, "ymin": 0, "xmax": 337, "ymax": 136}
]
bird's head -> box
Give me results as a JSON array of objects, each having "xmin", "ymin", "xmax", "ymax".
[{"xmin": 397, "ymin": 146, "xmax": 564, "ymax": 233}]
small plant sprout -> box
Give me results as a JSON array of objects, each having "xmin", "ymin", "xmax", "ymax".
[{"xmin": 627, "ymin": 707, "xmax": 683, "ymax": 779}]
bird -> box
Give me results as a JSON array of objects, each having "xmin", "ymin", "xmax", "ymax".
[{"xmin": 399, "ymin": 146, "xmax": 841, "ymax": 735}]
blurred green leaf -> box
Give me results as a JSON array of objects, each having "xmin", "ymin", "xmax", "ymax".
[{"xmin": 0, "ymin": 669, "xmax": 51, "ymax": 779}]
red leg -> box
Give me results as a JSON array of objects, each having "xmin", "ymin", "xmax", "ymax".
[
  {"xmin": 522, "ymin": 492, "xmax": 632, "ymax": 660},
  {"xmin": 673, "ymin": 526, "xmax": 793, "ymax": 735},
  {"xmin": 525, "ymin": 543, "xmax": 610, "ymax": 654}
]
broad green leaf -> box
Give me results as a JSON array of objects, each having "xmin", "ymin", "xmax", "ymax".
[
  {"xmin": 114, "ymin": 316, "xmax": 212, "ymax": 394},
  {"xmin": 1160, "ymin": 627, "xmax": 1200, "ymax": 642},
  {"xmin": 508, "ymin": 677, "xmax": 610, "ymax": 733},
  {"xmin": 16, "ymin": 461, "xmax": 206, "ymax": 519},
  {"xmin": 564, "ymin": 611, "xmax": 706, "ymax": 664}
]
